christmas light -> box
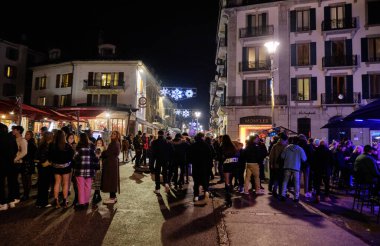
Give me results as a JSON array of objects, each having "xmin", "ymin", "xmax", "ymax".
[{"xmin": 160, "ymin": 87, "xmax": 197, "ymax": 101}]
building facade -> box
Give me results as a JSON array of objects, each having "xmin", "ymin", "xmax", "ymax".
[
  {"xmin": 210, "ymin": 0, "xmax": 380, "ymax": 145},
  {"xmin": 30, "ymin": 44, "xmax": 174, "ymax": 135}
]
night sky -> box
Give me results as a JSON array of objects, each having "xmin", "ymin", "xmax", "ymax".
[{"xmin": 0, "ymin": 1, "xmax": 220, "ymax": 128}]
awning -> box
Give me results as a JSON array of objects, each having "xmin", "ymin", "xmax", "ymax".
[
  {"xmin": 0, "ymin": 99, "xmax": 48, "ymax": 116},
  {"xmin": 56, "ymin": 106, "xmax": 138, "ymax": 120},
  {"xmin": 321, "ymin": 119, "xmax": 380, "ymax": 129},
  {"xmin": 344, "ymin": 98, "xmax": 380, "ymax": 120}
]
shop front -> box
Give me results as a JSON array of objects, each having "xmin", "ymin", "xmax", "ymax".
[{"xmin": 239, "ymin": 116, "xmax": 272, "ymax": 142}]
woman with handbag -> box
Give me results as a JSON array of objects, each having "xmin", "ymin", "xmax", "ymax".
[
  {"xmin": 73, "ymin": 133, "xmax": 100, "ymax": 210},
  {"xmin": 102, "ymin": 131, "xmax": 121, "ymax": 204},
  {"xmin": 36, "ymin": 132, "xmax": 54, "ymax": 208}
]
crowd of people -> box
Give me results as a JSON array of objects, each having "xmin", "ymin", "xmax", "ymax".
[{"xmin": 1, "ymin": 122, "xmax": 380, "ymax": 211}]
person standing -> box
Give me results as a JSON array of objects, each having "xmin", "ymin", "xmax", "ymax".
[
  {"xmin": 20, "ymin": 131, "xmax": 37, "ymax": 201},
  {"xmin": 35, "ymin": 132, "xmax": 54, "ymax": 208},
  {"xmin": 49, "ymin": 130, "xmax": 74, "ymax": 208},
  {"xmin": 268, "ymin": 133, "xmax": 288, "ymax": 197},
  {"xmin": 12, "ymin": 126, "xmax": 28, "ymax": 203},
  {"xmin": 73, "ymin": 133, "xmax": 99, "ymax": 209},
  {"xmin": 354, "ymin": 145, "xmax": 380, "ymax": 185},
  {"xmin": 102, "ymin": 131, "xmax": 121, "ymax": 204},
  {"xmin": 312, "ymin": 140, "xmax": 333, "ymax": 203},
  {"xmin": 152, "ymin": 130, "xmax": 174, "ymax": 194},
  {"xmin": 92, "ymin": 138, "xmax": 106, "ymax": 204},
  {"xmin": 280, "ymin": 136, "xmax": 307, "ymax": 202}
]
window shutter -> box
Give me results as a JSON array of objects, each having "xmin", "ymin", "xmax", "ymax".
[
  {"xmin": 310, "ymin": 42, "xmax": 317, "ymax": 65},
  {"xmin": 362, "ymin": 74, "xmax": 369, "ymax": 99},
  {"xmin": 291, "ymin": 78, "xmax": 297, "ymax": 101},
  {"xmin": 361, "ymin": 38, "xmax": 368, "ymax": 62},
  {"xmin": 345, "ymin": 4, "xmax": 352, "ymax": 20},
  {"xmin": 68, "ymin": 73, "xmax": 73, "ymax": 87},
  {"xmin": 111, "ymin": 94, "xmax": 117, "ymax": 106},
  {"xmin": 311, "ymin": 77, "xmax": 317, "ymax": 100},
  {"xmin": 88, "ymin": 72, "xmax": 94, "ymax": 86},
  {"xmin": 247, "ymin": 15, "xmax": 252, "ymax": 28},
  {"xmin": 118, "ymin": 72, "xmax": 124, "ymax": 86},
  {"xmin": 261, "ymin": 13, "xmax": 267, "ymax": 27},
  {"xmin": 53, "ymin": 95, "xmax": 59, "ymax": 107},
  {"xmin": 243, "ymin": 47, "xmax": 248, "ymax": 70},
  {"xmin": 35, "ymin": 77, "xmax": 40, "ymax": 90},
  {"xmin": 323, "ymin": 6, "xmax": 330, "ymax": 30},
  {"xmin": 325, "ymin": 76, "xmax": 332, "ymax": 98},
  {"xmin": 66, "ymin": 94, "xmax": 72, "ymax": 106},
  {"xmin": 346, "ymin": 75, "xmax": 353, "ymax": 103},
  {"xmin": 310, "ymin": 8, "xmax": 316, "ymax": 30},
  {"xmin": 345, "ymin": 39, "xmax": 353, "ymax": 57},
  {"xmin": 242, "ymin": 80, "xmax": 247, "ymax": 97},
  {"xmin": 291, "ymin": 44, "xmax": 296, "ymax": 66},
  {"xmin": 56, "ymin": 74, "xmax": 61, "ymax": 88},
  {"xmin": 324, "ymin": 41, "xmax": 331, "ymax": 65},
  {"xmin": 290, "ymin": 11, "xmax": 296, "ymax": 32},
  {"xmin": 87, "ymin": 94, "xmax": 92, "ymax": 106}
]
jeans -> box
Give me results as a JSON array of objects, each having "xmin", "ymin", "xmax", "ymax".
[
  {"xmin": 155, "ymin": 161, "xmax": 169, "ymax": 190},
  {"xmin": 282, "ymin": 169, "xmax": 300, "ymax": 199}
]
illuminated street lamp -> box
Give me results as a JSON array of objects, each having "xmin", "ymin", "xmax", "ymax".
[
  {"xmin": 194, "ymin": 111, "xmax": 201, "ymax": 132},
  {"xmin": 264, "ymin": 41, "xmax": 279, "ymax": 128}
]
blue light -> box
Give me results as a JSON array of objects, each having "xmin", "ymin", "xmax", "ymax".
[{"xmin": 354, "ymin": 119, "xmax": 364, "ymax": 122}]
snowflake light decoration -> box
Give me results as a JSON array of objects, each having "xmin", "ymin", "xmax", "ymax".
[
  {"xmin": 160, "ymin": 88, "xmax": 170, "ymax": 96},
  {"xmin": 174, "ymin": 109, "xmax": 182, "ymax": 115},
  {"xmin": 182, "ymin": 110, "xmax": 190, "ymax": 118},
  {"xmin": 185, "ymin": 90, "xmax": 194, "ymax": 98},
  {"xmin": 171, "ymin": 88, "xmax": 183, "ymax": 100}
]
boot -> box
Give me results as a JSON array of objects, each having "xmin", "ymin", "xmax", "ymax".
[
  {"xmin": 62, "ymin": 198, "xmax": 69, "ymax": 208},
  {"xmin": 225, "ymin": 184, "xmax": 232, "ymax": 207}
]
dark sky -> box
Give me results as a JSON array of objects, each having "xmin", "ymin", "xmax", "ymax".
[{"xmin": 0, "ymin": 1, "xmax": 220, "ymax": 128}]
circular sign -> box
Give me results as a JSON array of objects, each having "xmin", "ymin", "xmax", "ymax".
[{"xmin": 138, "ymin": 97, "xmax": 147, "ymax": 106}]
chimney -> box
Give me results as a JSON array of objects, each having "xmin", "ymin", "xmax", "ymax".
[
  {"xmin": 98, "ymin": 44, "xmax": 116, "ymax": 58},
  {"xmin": 48, "ymin": 48, "xmax": 61, "ymax": 60}
]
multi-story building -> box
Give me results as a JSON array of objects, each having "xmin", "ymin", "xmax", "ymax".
[
  {"xmin": 0, "ymin": 39, "xmax": 46, "ymax": 102},
  {"xmin": 210, "ymin": 0, "xmax": 380, "ymax": 145},
  {"xmin": 30, "ymin": 44, "xmax": 174, "ymax": 135}
]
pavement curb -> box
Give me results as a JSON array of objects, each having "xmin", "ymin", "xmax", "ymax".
[{"xmin": 212, "ymin": 197, "xmax": 230, "ymax": 246}]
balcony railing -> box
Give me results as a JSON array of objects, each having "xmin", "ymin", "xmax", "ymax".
[
  {"xmin": 322, "ymin": 17, "xmax": 356, "ymax": 31},
  {"xmin": 322, "ymin": 55, "xmax": 357, "ymax": 67},
  {"xmin": 83, "ymin": 80, "xmax": 125, "ymax": 90},
  {"xmin": 321, "ymin": 92, "xmax": 361, "ymax": 105},
  {"xmin": 219, "ymin": 37, "xmax": 227, "ymax": 47},
  {"xmin": 223, "ymin": 95, "xmax": 287, "ymax": 106},
  {"xmin": 239, "ymin": 60, "xmax": 271, "ymax": 72},
  {"xmin": 239, "ymin": 25, "xmax": 274, "ymax": 38}
]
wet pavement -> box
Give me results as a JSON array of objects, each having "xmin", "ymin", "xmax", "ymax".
[{"xmin": 1, "ymin": 161, "xmax": 379, "ymax": 246}]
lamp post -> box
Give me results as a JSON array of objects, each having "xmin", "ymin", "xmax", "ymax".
[
  {"xmin": 194, "ymin": 111, "xmax": 201, "ymax": 132},
  {"xmin": 264, "ymin": 41, "xmax": 279, "ymax": 128}
]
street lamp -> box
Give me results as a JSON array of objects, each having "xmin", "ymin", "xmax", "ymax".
[
  {"xmin": 264, "ymin": 41, "xmax": 279, "ymax": 128},
  {"xmin": 194, "ymin": 111, "xmax": 201, "ymax": 132}
]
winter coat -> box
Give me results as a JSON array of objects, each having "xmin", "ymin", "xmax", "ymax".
[
  {"xmin": 354, "ymin": 153, "xmax": 380, "ymax": 184},
  {"xmin": 281, "ymin": 144, "xmax": 307, "ymax": 171},
  {"xmin": 151, "ymin": 136, "xmax": 174, "ymax": 163},
  {"xmin": 269, "ymin": 141, "xmax": 286, "ymax": 169},
  {"xmin": 312, "ymin": 145, "xmax": 333, "ymax": 175},
  {"xmin": 101, "ymin": 140, "xmax": 120, "ymax": 193}
]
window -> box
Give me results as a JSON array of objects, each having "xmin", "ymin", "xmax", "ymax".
[
  {"xmin": 2, "ymin": 83, "xmax": 16, "ymax": 97},
  {"xmin": 298, "ymin": 118, "xmax": 311, "ymax": 138},
  {"xmin": 94, "ymin": 72, "xmax": 120, "ymax": 87},
  {"xmin": 247, "ymin": 13, "xmax": 267, "ymax": 27},
  {"xmin": 99, "ymin": 94, "xmax": 111, "ymax": 106},
  {"xmin": 330, "ymin": 5, "xmax": 345, "ymax": 29},
  {"xmin": 4, "ymin": 65, "xmax": 17, "ymax": 79},
  {"xmin": 367, "ymin": 0, "xmax": 380, "ymax": 25},
  {"xmin": 296, "ymin": 9, "xmax": 310, "ymax": 31},
  {"xmin": 61, "ymin": 74, "xmax": 70, "ymax": 87},
  {"xmin": 246, "ymin": 46, "xmax": 267, "ymax": 69},
  {"xmin": 368, "ymin": 37, "xmax": 380, "ymax": 62},
  {"xmin": 6, "ymin": 47, "xmax": 19, "ymax": 61},
  {"xmin": 59, "ymin": 95, "xmax": 67, "ymax": 107},
  {"xmin": 332, "ymin": 76, "xmax": 346, "ymax": 102},
  {"xmin": 297, "ymin": 43, "xmax": 310, "ymax": 66},
  {"xmin": 297, "ymin": 78, "xmax": 311, "ymax": 101},
  {"xmin": 37, "ymin": 97, "xmax": 46, "ymax": 106},
  {"xmin": 35, "ymin": 76, "xmax": 47, "ymax": 90},
  {"xmin": 369, "ymin": 74, "xmax": 380, "ymax": 98}
]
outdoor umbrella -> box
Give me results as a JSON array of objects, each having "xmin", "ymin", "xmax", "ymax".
[
  {"xmin": 343, "ymin": 98, "xmax": 380, "ymax": 120},
  {"xmin": 321, "ymin": 119, "xmax": 380, "ymax": 129}
]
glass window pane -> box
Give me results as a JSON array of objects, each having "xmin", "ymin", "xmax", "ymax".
[
  {"xmin": 303, "ymin": 10, "xmax": 309, "ymax": 28},
  {"xmin": 297, "ymin": 11, "xmax": 303, "ymax": 29},
  {"xmin": 304, "ymin": 78, "xmax": 310, "ymax": 100},
  {"xmin": 297, "ymin": 78, "xmax": 304, "ymax": 100}
]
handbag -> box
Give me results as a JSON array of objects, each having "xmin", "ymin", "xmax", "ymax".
[{"xmin": 41, "ymin": 160, "xmax": 52, "ymax": 167}]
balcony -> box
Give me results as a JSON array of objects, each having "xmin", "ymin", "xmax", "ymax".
[
  {"xmin": 219, "ymin": 37, "xmax": 227, "ymax": 47},
  {"xmin": 239, "ymin": 60, "xmax": 271, "ymax": 72},
  {"xmin": 239, "ymin": 25, "xmax": 274, "ymax": 39},
  {"xmin": 223, "ymin": 95, "xmax": 287, "ymax": 106},
  {"xmin": 322, "ymin": 55, "xmax": 357, "ymax": 68},
  {"xmin": 322, "ymin": 18, "xmax": 357, "ymax": 32},
  {"xmin": 321, "ymin": 92, "xmax": 361, "ymax": 105},
  {"xmin": 83, "ymin": 80, "xmax": 125, "ymax": 94}
]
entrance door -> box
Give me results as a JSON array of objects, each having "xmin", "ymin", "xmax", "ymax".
[
  {"xmin": 297, "ymin": 118, "xmax": 311, "ymax": 137},
  {"xmin": 328, "ymin": 116, "xmax": 351, "ymax": 143}
]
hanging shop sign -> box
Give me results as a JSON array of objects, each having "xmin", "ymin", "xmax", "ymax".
[
  {"xmin": 160, "ymin": 87, "xmax": 197, "ymax": 101},
  {"xmin": 138, "ymin": 97, "xmax": 147, "ymax": 108}
]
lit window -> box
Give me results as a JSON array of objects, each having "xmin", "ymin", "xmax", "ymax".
[
  {"xmin": 38, "ymin": 97, "xmax": 46, "ymax": 106},
  {"xmin": 297, "ymin": 43, "xmax": 310, "ymax": 66},
  {"xmin": 297, "ymin": 78, "xmax": 311, "ymax": 101},
  {"xmin": 296, "ymin": 9, "xmax": 310, "ymax": 31},
  {"xmin": 4, "ymin": 65, "xmax": 17, "ymax": 79},
  {"xmin": 40, "ymin": 77, "xmax": 47, "ymax": 89},
  {"xmin": 59, "ymin": 95, "xmax": 67, "ymax": 107}
]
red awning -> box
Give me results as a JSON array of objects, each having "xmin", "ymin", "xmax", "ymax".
[
  {"xmin": 56, "ymin": 107, "xmax": 105, "ymax": 119},
  {"xmin": 0, "ymin": 99, "xmax": 48, "ymax": 116}
]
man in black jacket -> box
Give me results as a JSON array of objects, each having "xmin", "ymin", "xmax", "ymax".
[{"xmin": 152, "ymin": 130, "xmax": 174, "ymax": 194}]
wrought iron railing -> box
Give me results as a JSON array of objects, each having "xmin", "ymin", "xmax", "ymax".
[
  {"xmin": 321, "ymin": 92, "xmax": 361, "ymax": 104},
  {"xmin": 239, "ymin": 60, "xmax": 271, "ymax": 72},
  {"xmin": 239, "ymin": 25, "xmax": 274, "ymax": 38},
  {"xmin": 322, "ymin": 17, "xmax": 356, "ymax": 31},
  {"xmin": 322, "ymin": 55, "xmax": 357, "ymax": 67},
  {"xmin": 223, "ymin": 95, "xmax": 287, "ymax": 106},
  {"xmin": 83, "ymin": 80, "xmax": 125, "ymax": 89}
]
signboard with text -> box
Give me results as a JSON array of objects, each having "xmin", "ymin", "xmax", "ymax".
[{"xmin": 240, "ymin": 116, "xmax": 272, "ymax": 125}]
